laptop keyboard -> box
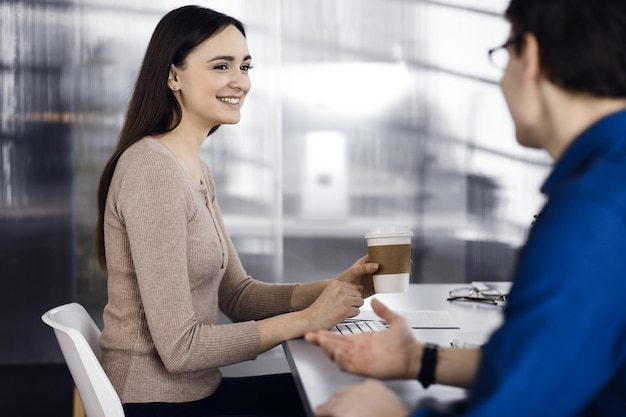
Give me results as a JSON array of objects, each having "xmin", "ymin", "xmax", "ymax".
[{"xmin": 331, "ymin": 320, "xmax": 386, "ymax": 335}]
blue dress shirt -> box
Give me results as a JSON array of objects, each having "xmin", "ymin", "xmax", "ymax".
[{"xmin": 415, "ymin": 109, "xmax": 626, "ymax": 417}]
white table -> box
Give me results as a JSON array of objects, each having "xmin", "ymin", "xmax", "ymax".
[{"xmin": 282, "ymin": 283, "xmax": 506, "ymax": 416}]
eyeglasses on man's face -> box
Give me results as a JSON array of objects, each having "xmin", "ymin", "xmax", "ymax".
[
  {"xmin": 488, "ymin": 34, "xmax": 522, "ymax": 70},
  {"xmin": 447, "ymin": 286, "xmax": 507, "ymax": 305}
]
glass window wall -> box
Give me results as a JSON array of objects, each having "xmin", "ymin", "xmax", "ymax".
[{"xmin": 1, "ymin": 1, "xmax": 551, "ymax": 336}]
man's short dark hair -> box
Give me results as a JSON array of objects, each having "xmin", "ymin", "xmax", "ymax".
[{"xmin": 506, "ymin": 0, "xmax": 626, "ymax": 98}]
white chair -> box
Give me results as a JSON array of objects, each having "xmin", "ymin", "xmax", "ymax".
[{"xmin": 41, "ymin": 303, "xmax": 124, "ymax": 417}]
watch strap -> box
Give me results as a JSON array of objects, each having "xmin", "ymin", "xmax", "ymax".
[{"xmin": 417, "ymin": 343, "xmax": 439, "ymax": 388}]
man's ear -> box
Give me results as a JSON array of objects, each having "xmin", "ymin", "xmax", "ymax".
[{"xmin": 521, "ymin": 33, "xmax": 541, "ymax": 81}]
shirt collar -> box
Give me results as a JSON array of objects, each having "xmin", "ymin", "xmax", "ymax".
[{"xmin": 541, "ymin": 109, "xmax": 626, "ymax": 196}]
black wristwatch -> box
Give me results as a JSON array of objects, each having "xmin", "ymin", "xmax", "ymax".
[{"xmin": 417, "ymin": 343, "xmax": 439, "ymax": 388}]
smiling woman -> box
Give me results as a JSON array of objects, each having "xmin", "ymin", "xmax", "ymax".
[
  {"xmin": 166, "ymin": 25, "xmax": 253, "ymax": 135},
  {"xmin": 93, "ymin": 5, "xmax": 378, "ymax": 417}
]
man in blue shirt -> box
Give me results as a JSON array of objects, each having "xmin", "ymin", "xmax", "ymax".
[{"xmin": 305, "ymin": 0, "xmax": 626, "ymax": 416}]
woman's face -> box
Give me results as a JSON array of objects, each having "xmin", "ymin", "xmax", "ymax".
[{"xmin": 170, "ymin": 24, "xmax": 252, "ymax": 130}]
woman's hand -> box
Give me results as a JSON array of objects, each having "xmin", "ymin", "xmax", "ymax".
[
  {"xmin": 304, "ymin": 280, "xmax": 365, "ymax": 331},
  {"xmin": 258, "ymin": 257, "xmax": 379, "ymax": 352},
  {"xmin": 336, "ymin": 255, "xmax": 377, "ymax": 299},
  {"xmin": 306, "ymin": 299, "xmax": 422, "ymax": 379},
  {"xmin": 290, "ymin": 257, "xmax": 378, "ymax": 312}
]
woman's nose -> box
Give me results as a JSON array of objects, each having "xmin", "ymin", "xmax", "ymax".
[{"xmin": 230, "ymin": 71, "xmax": 251, "ymax": 92}]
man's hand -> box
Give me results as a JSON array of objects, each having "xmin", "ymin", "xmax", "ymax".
[
  {"xmin": 315, "ymin": 379, "xmax": 409, "ymax": 417},
  {"xmin": 305, "ymin": 299, "xmax": 421, "ymax": 379}
]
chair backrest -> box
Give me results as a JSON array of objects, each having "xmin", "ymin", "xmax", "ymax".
[{"xmin": 41, "ymin": 303, "xmax": 124, "ymax": 417}]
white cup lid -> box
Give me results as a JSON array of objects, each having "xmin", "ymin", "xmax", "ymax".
[{"xmin": 365, "ymin": 225, "xmax": 413, "ymax": 239}]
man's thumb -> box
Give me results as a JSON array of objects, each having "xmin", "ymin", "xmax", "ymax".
[{"xmin": 371, "ymin": 299, "xmax": 400, "ymax": 324}]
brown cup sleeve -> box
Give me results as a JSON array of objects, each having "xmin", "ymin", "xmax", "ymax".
[{"xmin": 367, "ymin": 244, "xmax": 411, "ymax": 274}]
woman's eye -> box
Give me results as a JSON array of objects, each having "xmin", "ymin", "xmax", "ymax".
[
  {"xmin": 241, "ymin": 64, "xmax": 254, "ymax": 72},
  {"xmin": 214, "ymin": 63, "xmax": 228, "ymax": 70}
]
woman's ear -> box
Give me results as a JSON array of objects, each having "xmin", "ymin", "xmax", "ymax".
[{"xmin": 168, "ymin": 64, "xmax": 179, "ymax": 91}]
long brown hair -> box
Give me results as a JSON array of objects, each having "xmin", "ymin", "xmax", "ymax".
[{"xmin": 95, "ymin": 6, "xmax": 246, "ymax": 269}]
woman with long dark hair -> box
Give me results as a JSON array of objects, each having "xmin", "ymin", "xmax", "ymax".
[{"xmin": 95, "ymin": 6, "xmax": 377, "ymax": 417}]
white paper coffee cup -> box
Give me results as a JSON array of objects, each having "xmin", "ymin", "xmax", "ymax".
[{"xmin": 365, "ymin": 226, "xmax": 413, "ymax": 293}]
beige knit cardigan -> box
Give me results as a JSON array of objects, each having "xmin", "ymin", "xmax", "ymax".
[{"xmin": 100, "ymin": 137, "xmax": 296, "ymax": 403}]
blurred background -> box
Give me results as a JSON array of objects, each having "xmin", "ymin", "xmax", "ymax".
[{"xmin": 0, "ymin": 0, "xmax": 550, "ymax": 415}]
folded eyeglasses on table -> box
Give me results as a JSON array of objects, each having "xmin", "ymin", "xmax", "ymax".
[{"xmin": 447, "ymin": 286, "xmax": 507, "ymax": 305}]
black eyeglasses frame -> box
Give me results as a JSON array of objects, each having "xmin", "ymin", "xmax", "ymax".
[
  {"xmin": 447, "ymin": 287, "xmax": 507, "ymax": 305},
  {"xmin": 487, "ymin": 33, "xmax": 523, "ymax": 69}
]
